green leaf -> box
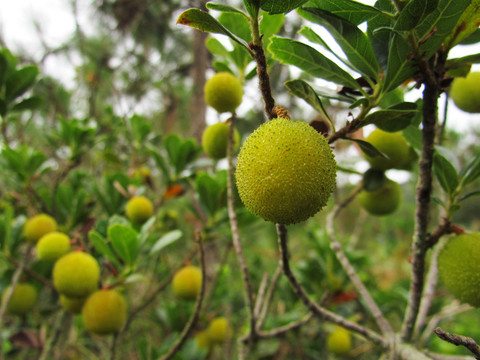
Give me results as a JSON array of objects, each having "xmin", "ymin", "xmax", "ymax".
[
  {"xmin": 243, "ymin": 0, "xmax": 260, "ymax": 18},
  {"xmin": 108, "ymin": 224, "xmax": 139, "ymax": 267},
  {"xmin": 458, "ymin": 190, "xmax": 480, "ymax": 202},
  {"xmin": 364, "ymin": 102, "xmax": 418, "ymax": 132},
  {"xmin": 164, "ymin": 133, "xmax": 181, "ymax": 166},
  {"xmin": 10, "ymin": 96, "xmax": 43, "ymax": 112},
  {"xmin": 297, "ymin": 8, "xmax": 380, "ymax": 80},
  {"xmin": 5, "ymin": 66, "xmax": 39, "ymax": 102},
  {"xmin": 176, "ymin": 9, "xmax": 251, "ymax": 51},
  {"xmin": 402, "ymin": 124, "xmax": 423, "ymax": 150},
  {"xmin": 0, "ymin": 53, "xmax": 7, "ymax": 88},
  {"xmin": 460, "ymin": 152, "xmax": 480, "ymax": 186},
  {"xmin": 367, "ymin": 0, "xmax": 395, "ymax": 71},
  {"xmin": 196, "ymin": 172, "xmax": 222, "ymax": 217},
  {"xmin": 219, "ymin": 12, "xmax": 252, "ymax": 42},
  {"xmin": 89, "ymin": 231, "xmax": 122, "ymax": 269},
  {"xmin": 304, "ymin": 0, "xmax": 393, "ymax": 25},
  {"xmin": 129, "ymin": 114, "xmax": 151, "ymax": 144},
  {"xmin": 150, "ymin": 230, "xmax": 183, "ymax": 256},
  {"xmin": 433, "ymin": 152, "xmax": 459, "ymax": 195},
  {"xmin": 268, "ymin": 37, "xmax": 360, "ymax": 89},
  {"xmin": 394, "ymin": 0, "xmax": 438, "ymax": 31},
  {"xmin": 206, "ymin": 37, "xmax": 231, "ymax": 58},
  {"xmin": 461, "ymin": 28, "xmax": 480, "ymax": 45},
  {"xmin": 284, "ymin": 79, "xmax": 332, "ymax": 124},
  {"xmin": 384, "ymin": 34, "xmax": 416, "ymax": 93},
  {"xmin": 346, "ymin": 138, "xmax": 388, "ymax": 158},
  {"xmin": 260, "ymin": 0, "xmax": 308, "ymax": 14},
  {"xmin": 206, "ymin": 2, "xmax": 248, "ymax": 17},
  {"xmin": 260, "ymin": 13, "xmax": 285, "ymax": 48}
]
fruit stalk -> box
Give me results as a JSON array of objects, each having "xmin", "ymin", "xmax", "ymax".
[
  {"xmin": 226, "ymin": 115, "xmax": 257, "ymax": 346},
  {"xmin": 275, "ymin": 223, "xmax": 387, "ymax": 348},
  {"xmin": 434, "ymin": 328, "xmax": 480, "ymax": 359},
  {"xmin": 158, "ymin": 231, "xmax": 206, "ymax": 360}
]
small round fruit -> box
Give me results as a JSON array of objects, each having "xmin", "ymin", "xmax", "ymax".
[
  {"xmin": 60, "ymin": 295, "xmax": 86, "ymax": 314},
  {"xmin": 235, "ymin": 118, "xmax": 336, "ymax": 225},
  {"xmin": 450, "ymin": 72, "xmax": 480, "ymax": 113},
  {"xmin": 202, "ymin": 122, "xmax": 240, "ymax": 160},
  {"xmin": 53, "ymin": 251, "xmax": 100, "ymax": 298},
  {"xmin": 438, "ymin": 233, "xmax": 480, "ymax": 307},
  {"xmin": 2, "ymin": 283, "xmax": 37, "ymax": 315},
  {"xmin": 172, "ymin": 265, "xmax": 202, "ymax": 301},
  {"xmin": 23, "ymin": 214, "xmax": 58, "ymax": 244},
  {"xmin": 36, "ymin": 232, "xmax": 70, "ymax": 262},
  {"xmin": 363, "ymin": 129, "xmax": 416, "ymax": 170},
  {"xmin": 357, "ymin": 178, "xmax": 402, "ymax": 216},
  {"xmin": 207, "ymin": 317, "xmax": 232, "ymax": 344},
  {"xmin": 125, "ymin": 196, "xmax": 154, "ymax": 224},
  {"xmin": 204, "ymin": 72, "xmax": 243, "ymax": 113},
  {"xmin": 194, "ymin": 330, "xmax": 211, "ymax": 351},
  {"xmin": 327, "ymin": 326, "xmax": 352, "ymax": 355},
  {"xmin": 82, "ymin": 289, "xmax": 127, "ymax": 335}
]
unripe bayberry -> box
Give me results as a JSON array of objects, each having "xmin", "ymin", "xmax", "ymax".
[
  {"xmin": 207, "ymin": 317, "xmax": 232, "ymax": 344},
  {"xmin": 204, "ymin": 72, "xmax": 243, "ymax": 113},
  {"xmin": 326, "ymin": 326, "xmax": 352, "ymax": 355},
  {"xmin": 60, "ymin": 295, "xmax": 86, "ymax": 314},
  {"xmin": 172, "ymin": 265, "xmax": 202, "ymax": 301},
  {"xmin": 36, "ymin": 232, "xmax": 70, "ymax": 262},
  {"xmin": 357, "ymin": 178, "xmax": 402, "ymax": 216},
  {"xmin": 2, "ymin": 283, "xmax": 37, "ymax": 315},
  {"xmin": 23, "ymin": 214, "xmax": 57, "ymax": 244},
  {"xmin": 202, "ymin": 122, "xmax": 240, "ymax": 160},
  {"xmin": 450, "ymin": 72, "xmax": 480, "ymax": 113},
  {"xmin": 125, "ymin": 196, "xmax": 154, "ymax": 224},
  {"xmin": 82, "ymin": 289, "xmax": 127, "ymax": 335}
]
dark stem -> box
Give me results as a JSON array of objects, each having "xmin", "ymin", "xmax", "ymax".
[
  {"xmin": 251, "ymin": 43, "xmax": 276, "ymax": 120},
  {"xmin": 434, "ymin": 328, "xmax": 480, "ymax": 360}
]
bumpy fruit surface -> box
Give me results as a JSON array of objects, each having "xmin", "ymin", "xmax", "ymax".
[
  {"xmin": 53, "ymin": 251, "xmax": 100, "ymax": 298},
  {"xmin": 204, "ymin": 72, "xmax": 243, "ymax": 113},
  {"xmin": 60, "ymin": 295, "xmax": 86, "ymax": 314},
  {"xmin": 207, "ymin": 317, "xmax": 232, "ymax": 343},
  {"xmin": 235, "ymin": 118, "xmax": 336, "ymax": 225},
  {"xmin": 357, "ymin": 178, "xmax": 402, "ymax": 216},
  {"xmin": 327, "ymin": 326, "xmax": 352, "ymax": 355},
  {"xmin": 23, "ymin": 214, "xmax": 57, "ymax": 244},
  {"xmin": 438, "ymin": 233, "xmax": 480, "ymax": 307},
  {"xmin": 450, "ymin": 72, "xmax": 480, "ymax": 113},
  {"xmin": 202, "ymin": 122, "xmax": 240, "ymax": 160},
  {"xmin": 36, "ymin": 232, "xmax": 70, "ymax": 262},
  {"xmin": 172, "ymin": 265, "xmax": 202, "ymax": 301},
  {"xmin": 82, "ymin": 289, "xmax": 127, "ymax": 335},
  {"xmin": 363, "ymin": 129, "xmax": 416, "ymax": 170},
  {"xmin": 125, "ymin": 196, "xmax": 154, "ymax": 224},
  {"xmin": 2, "ymin": 283, "xmax": 37, "ymax": 315}
]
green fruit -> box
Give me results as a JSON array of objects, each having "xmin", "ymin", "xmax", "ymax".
[
  {"xmin": 53, "ymin": 251, "xmax": 100, "ymax": 298},
  {"xmin": 204, "ymin": 72, "xmax": 243, "ymax": 113},
  {"xmin": 36, "ymin": 232, "xmax": 71, "ymax": 262},
  {"xmin": 235, "ymin": 118, "xmax": 337, "ymax": 225},
  {"xmin": 194, "ymin": 330, "xmax": 211, "ymax": 351},
  {"xmin": 207, "ymin": 317, "xmax": 232, "ymax": 343},
  {"xmin": 125, "ymin": 196, "xmax": 154, "ymax": 224},
  {"xmin": 357, "ymin": 178, "xmax": 402, "ymax": 216},
  {"xmin": 327, "ymin": 326, "xmax": 352, "ymax": 355},
  {"xmin": 450, "ymin": 72, "xmax": 480, "ymax": 113},
  {"xmin": 60, "ymin": 295, "xmax": 87, "ymax": 314},
  {"xmin": 172, "ymin": 265, "xmax": 202, "ymax": 301},
  {"xmin": 438, "ymin": 233, "xmax": 480, "ymax": 307},
  {"xmin": 2, "ymin": 283, "xmax": 37, "ymax": 315},
  {"xmin": 23, "ymin": 214, "xmax": 58, "ymax": 244},
  {"xmin": 363, "ymin": 129, "xmax": 416, "ymax": 170},
  {"xmin": 202, "ymin": 122, "xmax": 240, "ymax": 160},
  {"xmin": 82, "ymin": 289, "xmax": 127, "ymax": 335}
]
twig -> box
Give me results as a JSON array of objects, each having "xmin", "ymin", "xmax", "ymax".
[
  {"xmin": 276, "ymin": 223, "xmax": 387, "ymax": 348},
  {"xmin": 256, "ymin": 263, "xmax": 282, "ymax": 330},
  {"xmin": 255, "ymin": 312, "xmax": 314, "ymax": 339},
  {"xmin": 326, "ymin": 186, "xmax": 393, "ymax": 336},
  {"xmin": 38, "ymin": 311, "xmax": 71, "ymax": 360},
  {"xmin": 226, "ymin": 114, "xmax": 257, "ymax": 346},
  {"xmin": 434, "ymin": 328, "xmax": 480, "ymax": 360},
  {"xmin": 253, "ymin": 273, "xmax": 269, "ymax": 319},
  {"xmin": 158, "ymin": 231, "xmax": 206, "ymax": 360},
  {"xmin": 110, "ymin": 332, "xmax": 118, "ymax": 360}
]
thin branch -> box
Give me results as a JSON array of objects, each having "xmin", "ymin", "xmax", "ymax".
[
  {"xmin": 38, "ymin": 311, "xmax": 73, "ymax": 360},
  {"xmin": 158, "ymin": 231, "xmax": 206, "ymax": 360},
  {"xmin": 256, "ymin": 263, "xmax": 282, "ymax": 330},
  {"xmin": 253, "ymin": 273, "xmax": 269, "ymax": 319},
  {"xmin": 110, "ymin": 332, "xmax": 119, "ymax": 360},
  {"xmin": 326, "ymin": 186, "xmax": 393, "ymax": 336},
  {"xmin": 276, "ymin": 223, "xmax": 387, "ymax": 348},
  {"xmin": 256, "ymin": 312, "xmax": 314, "ymax": 339},
  {"xmin": 434, "ymin": 328, "xmax": 480, "ymax": 360},
  {"xmin": 226, "ymin": 114, "xmax": 257, "ymax": 346}
]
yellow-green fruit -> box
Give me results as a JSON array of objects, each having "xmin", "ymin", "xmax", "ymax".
[
  {"xmin": 23, "ymin": 214, "xmax": 58, "ymax": 244},
  {"xmin": 172, "ymin": 265, "xmax": 202, "ymax": 301},
  {"xmin": 357, "ymin": 178, "xmax": 402, "ymax": 216},
  {"xmin": 235, "ymin": 118, "xmax": 336, "ymax": 225},
  {"xmin": 53, "ymin": 251, "xmax": 100, "ymax": 298},
  {"xmin": 125, "ymin": 196, "xmax": 154, "ymax": 224},
  {"xmin": 60, "ymin": 295, "xmax": 86, "ymax": 314},
  {"xmin": 2, "ymin": 283, "xmax": 37, "ymax": 315},
  {"xmin": 327, "ymin": 327, "xmax": 352, "ymax": 355},
  {"xmin": 438, "ymin": 233, "xmax": 480, "ymax": 307},
  {"xmin": 204, "ymin": 72, "xmax": 243, "ymax": 113},
  {"xmin": 363, "ymin": 129, "xmax": 416, "ymax": 170},
  {"xmin": 82, "ymin": 289, "xmax": 127, "ymax": 335},
  {"xmin": 207, "ymin": 317, "xmax": 232, "ymax": 344},
  {"xmin": 194, "ymin": 330, "xmax": 211, "ymax": 351},
  {"xmin": 36, "ymin": 232, "xmax": 70, "ymax": 262},
  {"xmin": 450, "ymin": 72, "xmax": 480, "ymax": 113},
  {"xmin": 202, "ymin": 122, "xmax": 240, "ymax": 159}
]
